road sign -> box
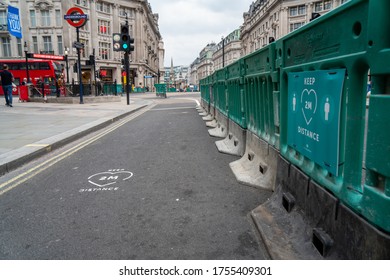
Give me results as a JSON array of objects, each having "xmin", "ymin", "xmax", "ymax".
[
  {"xmin": 73, "ymin": 41, "xmax": 85, "ymax": 49},
  {"xmin": 287, "ymin": 69, "xmax": 346, "ymax": 176},
  {"xmin": 64, "ymin": 14, "xmax": 88, "ymax": 20},
  {"xmin": 7, "ymin": 5, "xmax": 22, "ymax": 38},
  {"xmin": 64, "ymin": 7, "xmax": 88, "ymax": 28}
]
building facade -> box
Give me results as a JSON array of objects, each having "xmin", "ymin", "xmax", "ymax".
[
  {"xmin": 241, "ymin": 0, "xmax": 350, "ymax": 56},
  {"xmin": 197, "ymin": 43, "xmax": 217, "ymax": 82},
  {"xmin": 213, "ymin": 29, "xmax": 241, "ymax": 71},
  {"xmin": 0, "ymin": 0, "xmax": 164, "ymax": 88}
]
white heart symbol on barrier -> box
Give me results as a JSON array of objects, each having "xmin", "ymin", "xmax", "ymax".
[
  {"xmin": 88, "ymin": 171, "xmax": 133, "ymax": 187},
  {"xmin": 301, "ymin": 89, "xmax": 318, "ymax": 125}
]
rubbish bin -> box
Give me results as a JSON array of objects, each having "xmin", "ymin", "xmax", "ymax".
[{"xmin": 19, "ymin": 85, "xmax": 29, "ymax": 102}]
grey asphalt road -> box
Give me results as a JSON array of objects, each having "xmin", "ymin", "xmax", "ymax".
[{"xmin": 0, "ymin": 94, "xmax": 271, "ymax": 260}]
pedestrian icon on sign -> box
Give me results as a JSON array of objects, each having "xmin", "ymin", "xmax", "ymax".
[{"xmin": 324, "ymin": 98, "xmax": 330, "ymax": 121}]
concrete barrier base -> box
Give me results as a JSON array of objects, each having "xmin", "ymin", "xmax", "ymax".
[
  {"xmin": 251, "ymin": 155, "xmax": 390, "ymax": 259},
  {"xmin": 202, "ymin": 114, "xmax": 214, "ymax": 121},
  {"xmin": 208, "ymin": 111, "xmax": 228, "ymax": 138},
  {"xmin": 215, "ymin": 120, "xmax": 246, "ymax": 157},
  {"xmin": 206, "ymin": 119, "xmax": 218, "ymax": 128},
  {"xmin": 229, "ymin": 131, "xmax": 278, "ymax": 190},
  {"xmin": 208, "ymin": 122, "xmax": 227, "ymax": 138}
]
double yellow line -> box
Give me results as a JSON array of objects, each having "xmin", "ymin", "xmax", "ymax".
[{"xmin": 0, "ymin": 104, "xmax": 155, "ymax": 196}]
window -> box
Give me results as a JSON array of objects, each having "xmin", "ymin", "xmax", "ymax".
[
  {"xmin": 289, "ymin": 7, "xmax": 297, "ymax": 16},
  {"xmin": 43, "ymin": 36, "xmax": 53, "ymax": 53},
  {"xmin": 30, "ymin": 10, "xmax": 36, "ymax": 27},
  {"xmin": 17, "ymin": 38, "xmax": 22, "ymax": 57},
  {"xmin": 99, "ymin": 42, "xmax": 111, "ymax": 60},
  {"xmin": 290, "ymin": 5, "xmax": 306, "ymax": 16},
  {"xmin": 298, "ymin": 5, "xmax": 306, "ymax": 15},
  {"xmin": 57, "ymin": 36, "xmax": 63, "ymax": 55},
  {"xmin": 55, "ymin": 10, "xmax": 61, "ymax": 26},
  {"xmin": 41, "ymin": 10, "xmax": 51, "ymax": 26},
  {"xmin": 32, "ymin": 36, "xmax": 38, "ymax": 53},
  {"xmin": 119, "ymin": 7, "xmax": 135, "ymax": 18},
  {"xmin": 0, "ymin": 10, "xmax": 6, "ymax": 25},
  {"xmin": 97, "ymin": 1, "xmax": 111, "ymax": 13},
  {"xmin": 324, "ymin": 0, "xmax": 332, "ymax": 10},
  {"xmin": 98, "ymin": 19, "xmax": 110, "ymax": 35},
  {"xmin": 314, "ymin": 1, "xmax": 332, "ymax": 12},
  {"xmin": 75, "ymin": 0, "xmax": 88, "ymax": 7},
  {"xmin": 290, "ymin": 22, "xmax": 305, "ymax": 32},
  {"xmin": 2, "ymin": 37, "xmax": 11, "ymax": 57}
]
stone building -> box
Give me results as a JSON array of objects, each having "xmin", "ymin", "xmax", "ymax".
[
  {"xmin": 0, "ymin": 0, "xmax": 164, "ymax": 88},
  {"xmin": 196, "ymin": 43, "xmax": 217, "ymax": 82},
  {"xmin": 213, "ymin": 29, "xmax": 241, "ymax": 71},
  {"xmin": 240, "ymin": 0, "xmax": 350, "ymax": 56}
]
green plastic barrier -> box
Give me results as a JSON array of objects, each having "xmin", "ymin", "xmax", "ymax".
[
  {"xmin": 276, "ymin": 0, "xmax": 389, "ymax": 232},
  {"xmin": 199, "ymin": 78, "xmax": 210, "ymax": 104},
  {"xmin": 212, "ymin": 68, "xmax": 228, "ymax": 117},
  {"xmin": 199, "ymin": 0, "xmax": 390, "ymax": 249},
  {"xmin": 363, "ymin": 0, "xmax": 390, "ymax": 232},
  {"xmin": 243, "ymin": 44, "xmax": 279, "ymax": 147},
  {"xmin": 154, "ymin": 83, "xmax": 167, "ymax": 98},
  {"xmin": 226, "ymin": 59, "xmax": 246, "ymax": 128}
]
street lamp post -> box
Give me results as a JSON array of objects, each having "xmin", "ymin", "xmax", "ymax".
[
  {"xmin": 24, "ymin": 42, "xmax": 30, "ymax": 83},
  {"xmin": 64, "ymin": 47, "xmax": 69, "ymax": 84},
  {"xmin": 221, "ymin": 36, "xmax": 225, "ymax": 68}
]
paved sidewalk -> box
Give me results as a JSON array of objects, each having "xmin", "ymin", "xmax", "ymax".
[{"xmin": 0, "ymin": 96, "xmax": 152, "ymax": 175}]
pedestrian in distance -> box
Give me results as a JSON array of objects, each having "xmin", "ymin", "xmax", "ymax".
[{"xmin": 0, "ymin": 64, "xmax": 15, "ymax": 107}]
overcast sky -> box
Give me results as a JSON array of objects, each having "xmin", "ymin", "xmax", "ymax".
[{"xmin": 147, "ymin": 0, "xmax": 254, "ymax": 67}]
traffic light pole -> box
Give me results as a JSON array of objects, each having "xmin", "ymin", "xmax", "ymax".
[
  {"xmin": 124, "ymin": 50, "xmax": 130, "ymax": 105},
  {"xmin": 76, "ymin": 27, "xmax": 84, "ymax": 104},
  {"xmin": 113, "ymin": 16, "xmax": 134, "ymax": 105}
]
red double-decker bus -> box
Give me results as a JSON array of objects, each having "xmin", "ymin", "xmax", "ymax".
[{"xmin": 0, "ymin": 59, "xmax": 63, "ymax": 95}]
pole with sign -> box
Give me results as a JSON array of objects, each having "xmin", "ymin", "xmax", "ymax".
[{"xmin": 64, "ymin": 7, "xmax": 88, "ymax": 104}]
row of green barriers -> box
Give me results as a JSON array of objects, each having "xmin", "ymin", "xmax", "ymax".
[{"xmin": 200, "ymin": 0, "xmax": 389, "ymax": 259}]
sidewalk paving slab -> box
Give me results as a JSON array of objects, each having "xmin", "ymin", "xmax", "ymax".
[{"xmin": 0, "ymin": 96, "xmax": 151, "ymax": 176}]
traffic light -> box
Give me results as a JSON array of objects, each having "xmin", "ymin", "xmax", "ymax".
[
  {"xmin": 113, "ymin": 24, "xmax": 135, "ymax": 52},
  {"xmin": 121, "ymin": 24, "xmax": 134, "ymax": 52},
  {"xmin": 120, "ymin": 25, "xmax": 130, "ymax": 51},
  {"xmin": 113, "ymin": 33, "xmax": 121, "ymax": 52}
]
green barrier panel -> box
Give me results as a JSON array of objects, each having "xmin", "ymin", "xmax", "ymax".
[
  {"xmin": 154, "ymin": 83, "xmax": 167, "ymax": 97},
  {"xmin": 199, "ymin": 78, "xmax": 207, "ymax": 104},
  {"xmin": 103, "ymin": 84, "xmax": 118, "ymax": 95},
  {"xmin": 226, "ymin": 59, "xmax": 246, "ymax": 128},
  {"xmin": 134, "ymin": 87, "xmax": 145, "ymax": 93},
  {"xmin": 213, "ymin": 68, "xmax": 228, "ymax": 116},
  {"xmin": 276, "ymin": 0, "xmax": 390, "ymax": 232},
  {"xmin": 243, "ymin": 44, "xmax": 279, "ymax": 147},
  {"xmin": 362, "ymin": 0, "xmax": 390, "ymax": 233}
]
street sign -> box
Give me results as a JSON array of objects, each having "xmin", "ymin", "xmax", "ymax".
[
  {"xmin": 64, "ymin": 14, "xmax": 88, "ymax": 20},
  {"xmin": 7, "ymin": 5, "xmax": 22, "ymax": 38},
  {"xmin": 287, "ymin": 69, "xmax": 346, "ymax": 176},
  {"xmin": 64, "ymin": 7, "xmax": 88, "ymax": 28},
  {"xmin": 73, "ymin": 41, "xmax": 85, "ymax": 49}
]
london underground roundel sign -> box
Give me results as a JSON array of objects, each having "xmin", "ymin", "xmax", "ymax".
[{"xmin": 64, "ymin": 7, "xmax": 88, "ymax": 28}]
